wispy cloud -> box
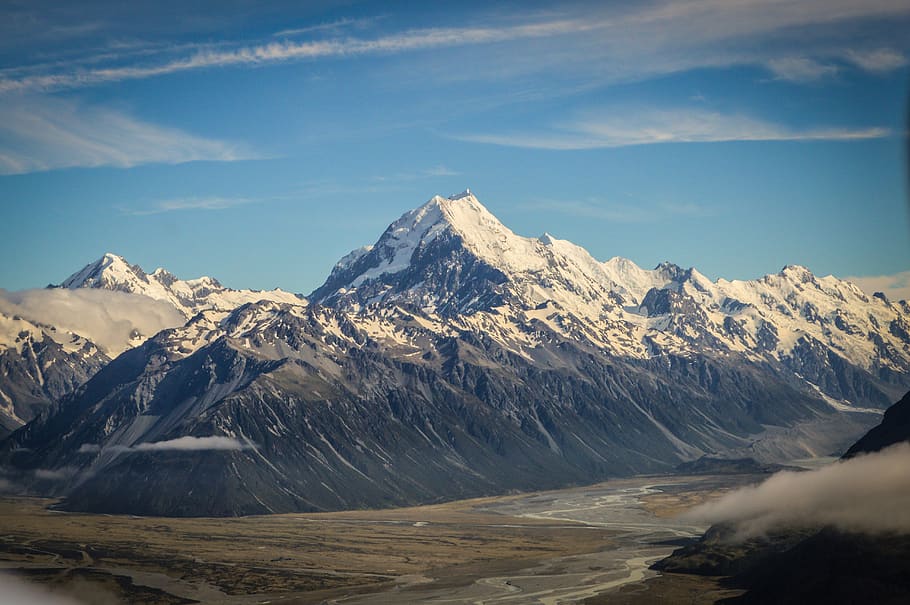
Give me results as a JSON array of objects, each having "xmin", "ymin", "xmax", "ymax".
[
  {"xmin": 273, "ymin": 16, "xmax": 383, "ymax": 38},
  {"xmin": 453, "ymin": 108, "xmax": 890, "ymax": 150},
  {"xmin": 34, "ymin": 467, "xmax": 79, "ymax": 481},
  {"xmin": 766, "ymin": 57, "xmax": 839, "ymax": 82},
  {"xmin": 684, "ymin": 442, "xmax": 910, "ymax": 538},
  {"xmin": 79, "ymin": 436, "xmax": 254, "ymax": 454},
  {"xmin": 0, "ymin": 96, "xmax": 253, "ymax": 174},
  {"xmin": 132, "ymin": 436, "xmax": 253, "ymax": 452},
  {"xmin": 0, "ymin": 572, "xmax": 88, "ymax": 605},
  {"xmin": 0, "ymin": 19, "xmax": 602, "ymax": 94},
  {"xmin": 122, "ymin": 196, "xmax": 257, "ymax": 216},
  {"xmin": 842, "ymin": 48, "xmax": 909, "ymax": 72},
  {"xmin": 2, "ymin": 1, "xmax": 907, "ymax": 94},
  {"xmin": 843, "ymin": 270, "xmax": 910, "ymax": 301},
  {"xmin": 526, "ymin": 198, "xmax": 714, "ymax": 223},
  {"xmin": 372, "ymin": 165, "xmax": 460, "ymax": 182}
]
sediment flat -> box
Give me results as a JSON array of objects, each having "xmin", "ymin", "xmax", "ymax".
[{"xmin": 0, "ymin": 474, "xmax": 759, "ymax": 604}]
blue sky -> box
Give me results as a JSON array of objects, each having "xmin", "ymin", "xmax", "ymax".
[{"xmin": 1, "ymin": 0, "xmax": 908, "ymax": 297}]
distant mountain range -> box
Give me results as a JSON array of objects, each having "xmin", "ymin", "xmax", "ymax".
[{"xmin": 1, "ymin": 191, "xmax": 908, "ymax": 515}]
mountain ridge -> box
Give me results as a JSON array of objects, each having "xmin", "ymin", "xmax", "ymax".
[
  {"xmin": 61, "ymin": 252, "xmax": 305, "ymax": 318},
  {"xmin": 1, "ymin": 190, "xmax": 908, "ymax": 515}
]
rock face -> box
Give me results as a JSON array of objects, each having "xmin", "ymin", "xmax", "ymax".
[
  {"xmin": 2, "ymin": 191, "xmax": 909, "ymax": 516},
  {"xmin": 0, "ymin": 313, "xmax": 110, "ymax": 437},
  {"xmin": 843, "ymin": 390, "xmax": 910, "ymax": 457}
]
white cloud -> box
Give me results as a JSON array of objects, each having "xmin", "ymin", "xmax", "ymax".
[
  {"xmin": 766, "ymin": 57, "xmax": 839, "ymax": 82},
  {"xmin": 79, "ymin": 436, "xmax": 254, "ymax": 454},
  {"xmin": 843, "ymin": 270, "xmax": 910, "ymax": 301},
  {"xmin": 453, "ymin": 108, "xmax": 889, "ymax": 150},
  {"xmin": 272, "ymin": 17, "xmax": 382, "ymax": 38},
  {"xmin": 525, "ymin": 198, "xmax": 714, "ymax": 223},
  {"xmin": 34, "ymin": 467, "xmax": 78, "ymax": 480},
  {"xmin": 0, "ymin": 96, "xmax": 253, "ymax": 174},
  {"xmin": 683, "ymin": 442, "xmax": 910, "ymax": 538},
  {"xmin": 0, "ymin": 573, "xmax": 86, "ymax": 605},
  {"xmin": 122, "ymin": 196, "xmax": 256, "ymax": 216},
  {"xmin": 843, "ymin": 48, "xmax": 909, "ymax": 72},
  {"xmin": 0, "ymin": 1, "xmax": 907, "ymax": 94},
  {"xmin": 132, "ymin": 436, "xmax": 252, "ymax": 451},
  {"xmin": 371, "ymin": 165, "xmax": 460, "ymax": 183},
  {"xmin": 0, "ymin": 288, "xmax": 184, "ymax": 356},
  {"xmin": 0, "ymin": 19, "xmax": 600, "ymax": 94}
]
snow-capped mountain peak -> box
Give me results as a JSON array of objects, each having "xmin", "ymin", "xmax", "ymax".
[
  {"xmin": 61, "ymin": 252, "xmax": 144, "ymax": 291},
  {"xmin": 60, "ymin": 253, "xmax": 305, "ymax": 319},
  {"xmin": 314, "ymin": 191, "xmax": 672, "ymax": 313}
]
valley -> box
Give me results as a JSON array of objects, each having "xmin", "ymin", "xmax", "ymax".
[{"xmin": 0, "ymin": 473, "xmax": 757, "ymax": 605}]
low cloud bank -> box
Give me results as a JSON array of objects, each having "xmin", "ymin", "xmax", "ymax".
[
  {"xmin": 79, "ymin": 436, "xmax": 252, "ymax": 454},
  {"xmin": 683, "ymin": 442, "xmax": 910, "ymax": 538},
  {"xmin": 34, "ymin": 467, "xmax": 78, "ymax": 481},
  {"xmin": 133, "ymin": 435, "xmax": 251, "ymax": 451},
  {"xmin": 0, "ymin": 288, "xmax": 184, "ymax": 356},
  {"xmin": 0, "ymin": 571, "xmax": 120, "ymax": 605}
]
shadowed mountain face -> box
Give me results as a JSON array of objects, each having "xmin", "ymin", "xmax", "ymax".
[
  {"xmin": 1, "ymin": 192, "xmax": 909, "ymax": 516},
  {"xmin": 844, "ymin": 390, "xmax": 910, "ymax": 457},
  {"xmin": 0, "ymin": 328, "xmax": 108, "ymax": 437},
  {"xmin": 655, "ymin": 525, "xmax": 910, "ymax": 605}
]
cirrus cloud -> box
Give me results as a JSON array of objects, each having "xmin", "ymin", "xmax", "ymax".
[
  {"xmin": 452, "ymin": 108, "xmax": 890, "ymax": 150},
  {"xmin": 0, "ymin": 96, "xmax": 254, "ymax": 175}
]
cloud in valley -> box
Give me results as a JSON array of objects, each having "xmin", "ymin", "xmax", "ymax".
[
  {"xmin": 0, "ymin": 572, "xmax": 118, "ymax": 605},
  {"xmin": 131, "ymin": 435, "xmax": 252, "ymax": 451},
  {"xmin": 0, "ymin": 288, "xmax": 185, "ymax": 356},
  {"xmin": 79, "ymin": 436, "xmax": 254, "ymax": 454},
  {"xmin": 33, "ymin": 466, "xmax": 78, "ymax": 481},
  {"xmin": 684, "ymin": 442, "xmax": 910, "ymax": 538}
]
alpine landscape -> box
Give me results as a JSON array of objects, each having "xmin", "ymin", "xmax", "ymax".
[{"xmin": 1, "ymin": 1, "xmax": 909, "ymax": 604}]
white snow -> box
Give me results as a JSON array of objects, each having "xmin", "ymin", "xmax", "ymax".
[
  {"xmin": 319, "ymin": 190, "xmax": 910, "ymax": 398},
  {"xmin": 61, "ymin": 252, "xmax": 306, "ymax": 320}
]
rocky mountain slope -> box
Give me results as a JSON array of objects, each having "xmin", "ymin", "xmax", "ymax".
[
  {"xmin": 0, "ymin": 255, "xmax": 306, "ymax": 436},
  {"xmin": 0, "ymin": 313, "xmax": 109, "ymax": 436},
  {"xmin": 1, "ymin": 191, "xmax": 908, "ymax": 515},
  {"xmin": 844, "ymin": 390, "xmax": 910, "ymax": 456}
]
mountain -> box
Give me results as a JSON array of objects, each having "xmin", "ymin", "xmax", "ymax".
[
  {"xmin": 0, "ymin": 254, "xmax": 305, "ymax": 437},
  {"xmin": 2, "ymin": 191, "xmax": 908, "ymax": 516},
  {"xmin": 61, "ymin": 252, "xmax": 304, "ymax": 318},
  {"xmin": 843, "ymin": 390, "xmax": 910, "ymax": 457},
  {"xmin": 0, "ymin": 313, "xmax": 109, "ymax": 437},
  {"xmin": 314, "ymin": 192, "xmax": 909, "ymax": 399}
]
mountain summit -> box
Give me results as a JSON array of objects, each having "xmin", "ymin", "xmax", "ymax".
[
  {"xmin": 61, "ymin": 252, "xmax": 304, "ymax": 318},
  {"xmin": 312, "ymin": 190, "xmax": 656, "ymax": 315}
]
